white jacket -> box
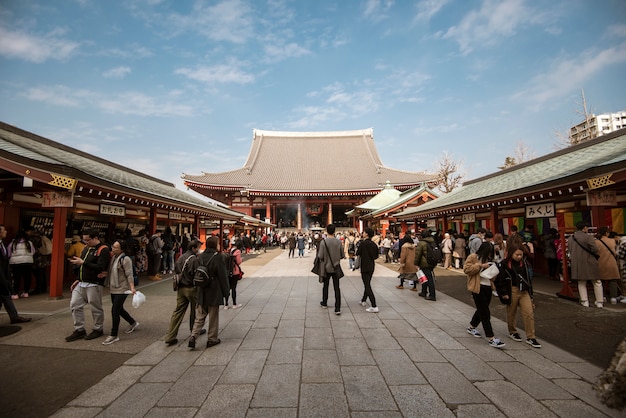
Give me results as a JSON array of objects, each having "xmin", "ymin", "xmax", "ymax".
[{"xmin": 9, "ymin": 240, "xmax": 35, "ymax": 264}]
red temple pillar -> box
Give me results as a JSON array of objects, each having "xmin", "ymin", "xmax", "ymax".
[{"xmin": 49, "ymin": 206, "xmax": 68, "ymax": 299}]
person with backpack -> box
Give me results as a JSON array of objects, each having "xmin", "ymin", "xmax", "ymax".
[
  {"xmin": 188, "ymin": 236, "xmax": 229, "ymax": 350},
  {"xmin": 344, "ymin": 231, "xmax": 359, "ymax": 270},
  {"xmin": 66, "ymin": 229, "xmax": 110, "ymax": 342},
  {"xmin": 161, "ymin": 227, "xmax": 176, "ymax": 274},
  {"xmin": 147, "ymin": 230, "xmax": 164, "ymax": 281},
  {"xmin": 468, "ymin": 228, "xmax": 486, "ymax": 255},
  {"xmin": 224, "ymin": 240, "xmax": 244, "ymax": 310},
  {"xmin": 164, "ymin": 239, "xmax": 203, "ymax": 346},
  {"xmin": 414, "ymin": 229, "xmax": 439, "ymax": 301}
]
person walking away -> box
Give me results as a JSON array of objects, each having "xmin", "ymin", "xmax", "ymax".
[
  {"xmin": 0, "ymin": 225, "xmax": 31, "ymax": 324},
  {"xmin": 344, "ymin": 231, "xmax": 359, "ymax": 270},
  {"xmin": 288, "ymin": 233, "xmax": 296, "ymax": 258},
  {"xmin": 103, "ymin": 240, "xmax": 138, "ymax": 345},
  {"xmin": 414, "ymin": 229, "xmax": 438, "ymax": 301},
  {"xmin": 464, "ymin": 242, "xmax": 505, "ymax": 348},
  {"xmin": 317, "ymin": 224, "xmax": 344, "ymax": 315},
  {"xmin": 147, "ymin": 230, "xmax": 164, "ymax": 281},
  {"xmin": 161, "ymin": 227, "xmax": 176, "ymax": 274},
  {"xmin": 494, "ymin": 244, "xmax": 541, "ymax": 348},
  {"xmin": 66, "ymin": 229, "xmax": 110, "ymax": 342},
  {"xmin": 224, "ymin": 240, "xmax": 244, "ymax": 309},
  {"xmin": 396, "ymin": 233, "xmax": 417, "ymax": 290},
  {"xmin": 442, "ymin": 233, "xmax": 453, "ymax": 269},
  {"xmin": 297, "ymin": 233, "xmax": 306, "ymax": 257},
  {"xmin": 8, "ymin": 230, "xmax": 35, "ymax": 299},
  {"xmin": 543, "ymin": 228, "xmax": 559, "ymax": 280},
  {"xmin": 596, "ymin": 227, "xmax": 621, "ymax": 305},
  {"xmin": 468, "ymin": 228, "xmax": 486, "ymax": 255},
  {"xmin": 567, "ymin": 221, "xmax": 602, "ymax": 308},
  {"xmin": 453, "ymin": 232, "xmax": 466, "ymax": 269},
  {"xmin": 164, "ymin": 239, "xmax": 203, "ymax": 346},
  {"xmin": 381, "ymin": 235, "xmax": 392, "ymax": 263},
  {"xmin": 188, "ymin": 236, "xmax": 229, "ymax": 350},
  {"xmin": 357, "ymin": 228, "xmax": 380, "ymax": 312}
]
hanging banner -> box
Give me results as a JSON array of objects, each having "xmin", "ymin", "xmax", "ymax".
[
  {"xmin": 42, "ymin": 191, "xmax": 74, "ymax": 208},
  {"xmin": 462, "ymin": 213, "xmax": 475, "ymax": 223},
  {"xmin": 100, "ymin": 203, "xmax": 126, "ymax": 217},
  {"xmin": 586, "ymin": 190, "xmax": 617, "ymax": 206}
]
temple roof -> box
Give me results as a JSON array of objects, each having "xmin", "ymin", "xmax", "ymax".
[{"xmin": 183, "ymin": 128, "xmax": 437, "ymax": 195}]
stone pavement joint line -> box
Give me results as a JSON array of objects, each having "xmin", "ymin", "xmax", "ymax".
[{"xmin": 53, "ymin": 251, "xmax": 619, "ymax": 418}]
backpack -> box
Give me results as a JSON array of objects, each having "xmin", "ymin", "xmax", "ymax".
[
  {"xmin": 162, "ymin": 234, "xmax": 173, "ymax": 251},
  {"xmin": 425, "ymin": 240, "xmax": 444, "ymax": 266},
  {"xmin": 146, "ymin": 236, "xmax": 157, "ymax": 255},
  {"xmin": 347, "ymin": 239, "xmax": 356, "ymax": 255},
  {"xmin": 193, "ymin": 252, "xmax": 217, "ymax": 288}
]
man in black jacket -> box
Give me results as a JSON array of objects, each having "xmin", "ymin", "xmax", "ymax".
[
  {"xmin": 357, "ymin": 228, "xmax": 380, "ymax": 312},
  {"xmin": 164, "ymin": 239, "xmax": 203, "ymax": 346},
  {"xmin": 188, "ymin": 236, "xmax": 229, "ymax": 349},
  {"xmin": 66, "ymin": 229, "xmax": 110, "ymax": 342}
]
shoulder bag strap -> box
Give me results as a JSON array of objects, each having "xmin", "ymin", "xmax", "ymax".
[
  {"xmin": 572, "ymin": 235, "xmax": 597, "ymax": 258},
  {"xmin": 323, "ymin": 240, "xmax": 337, "ymax": 266},
  {"xmin": 598, "ymin": 238, "xmax": 618, "ymax": 260}
]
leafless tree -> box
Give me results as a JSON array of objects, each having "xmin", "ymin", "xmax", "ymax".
[
  {"xmin": 554, "ymin": 89, "xmax": 596, "ymax": 149},
  {"xmin": 499, "ymin": 141, "xmax": 536, "ymax": 169},
  {"xmin": 433, "ymin": 151, "xmax": 464, "ymax": 193}
]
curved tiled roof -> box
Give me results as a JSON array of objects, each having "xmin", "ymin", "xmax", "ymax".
[
  {"xmin": 0, "ymin": 122, "xmax": 244, "ymax": 221},
  {"xmin": 396, "ymin": 128, "xmax": 626, "ymax": 218},
  {"xmin": 183, "ymin": 128, "xmax": 437, "ymax": 193}
]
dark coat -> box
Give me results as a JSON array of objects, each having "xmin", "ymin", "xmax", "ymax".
[
  {"xmin": 79, "ymin": 243, "xmax": 110, "ymax": 285},
  {"xmin": 0, "ymin": 242, "xmax": 11, "ymax": 296},
  {"xmin": 414, "ymin": 237, "xmax": 437, "ymax": 269},
  {"xmin": 192, "ymin": 249, "xmax": 229, "ymax": 307},
  {"xmin": 175, "ymin": 250, "xmax": 196, "ymax": 288},
  {"xmin": 356, "ymin": 238, "xmax": 378, "ymax": 273}
]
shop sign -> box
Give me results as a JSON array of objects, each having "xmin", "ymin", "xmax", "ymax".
[
  {"xmin": 100, "ymin": 203, "xmax": 126, "ymax": 217},
  {"xmin": 426, "ymin": 220, "xmax": 436, "ymax": 228},
  {"xmin": 525, "ymin": 203, "xmax": 555, "ymax": 219},
  {"xmin": 169, "ymin": 212, "xmax": 182, "ymax": 220},
  {"xmin": 462, "ymin": 213, "xmax": 475, "ymax": 223},
  {"xmin": 586, "ymin": 190, "xmax": 617, "ymax": 206},
  {"xmin": 42, "ymin": 191, "xmax": 74, "ymax": 208},
  {"xmin": 380, "ymin": 220, "xmax": 389, "ymax": 225}
]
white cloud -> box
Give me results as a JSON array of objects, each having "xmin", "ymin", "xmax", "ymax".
[
  {"xmin": 363, "ymin": 0, "xmax": 394, "ymax": 21},
  {"xmin": 264, "ymin": 42, "xmax": 311, "ymax": 62},
  {"xmin": 103, "ymin": 66, "xmax": 132, "ymax": 79},
  {"xmin": 21, "ymin": 85, "xmax": 196, "ymax": 117},
  {"xmin": 442, "ymin": 0, "xmax": 529, "ymax": 55},
  {"xmin": 0, "ymin": 26, "xmax": 79, "ymax": 63},
  {"xmin": 512, "ymin": 42, "xmax": 626, "ymax": 106},
  {"xmin": 175, "ymin": 63, "xmax": 255, "ymax": 84},
  {"xmin": 606, "ymin": 24, "xmax": 626, "ymax": 39},
  {"xmin": 414, "ymin": 0, "xmax": 450, "ymax": 22}
]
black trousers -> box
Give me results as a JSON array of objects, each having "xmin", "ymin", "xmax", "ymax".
[
  {"xmin": 360, "ymin": 271, "xmax": 376, "ymax": 307},
  {"xmin": 322, "ymin": 273, "xmax": 341, "ymax": 312},
  {"xmin": 470, "ymin": 285, "xmax": 494, "ymax": 338}
]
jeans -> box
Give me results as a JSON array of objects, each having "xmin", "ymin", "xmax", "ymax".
[
  {"xmin": 360, "ymin": 271, "xmax": 376, "ymax": 307},
  {"xmin": 110, "ymin": 293, "xmax": 136, "ymax": 337},
  {"xmin": 163, "ymin": 250, "xmax": 175, "ymax": 271},
  {"xmin": 470, "ymin": 285, "xmax": 494, "ymax": 338},
  {"xmin": 322, "ymin": 273, "xmax": 341, "ymax": 312}
]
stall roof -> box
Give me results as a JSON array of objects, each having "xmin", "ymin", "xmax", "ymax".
[
  {"xmin": 396, "ymin": 128, "xmax": 626, "ymax": 219},
  {"xmin": 0, "ymin": 122, "xmax": 245, "ymax": 221}
]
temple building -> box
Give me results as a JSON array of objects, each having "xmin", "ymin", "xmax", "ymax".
[{"xmin": 183, "ymin": 128, "xmax": 438, "ymax": 230}]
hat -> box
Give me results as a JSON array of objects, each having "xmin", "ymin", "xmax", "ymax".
[{"xmin": 72, "ymin": 235, "xmax": 82, "ymax": 242}]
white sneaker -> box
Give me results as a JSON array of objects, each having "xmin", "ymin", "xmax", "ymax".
[
  {"xmin": 232, "ymin": 304, "xmax": 242, "ymax": 309},
  {"xmin": 102, "ymin": 336, "xmax": 119, "ymax": 345},
  {"xmin": 125, "ymin": 322, "xmax": 139, "ymax": 334},
  {"xmin": 359, "ymin": 301, "xmax": 367, "ymax": 307},
  {"xmin": 580, "ymin": 301, "xmax": 589, "ymax": 307},
  {"xmin": 224, "ymin": 305, "xmax": 229, "ymax": 310},
  {"xmin": 610, "ymin": 298, "xmax": 618, "ymax": 305},
  {"xmin": 620, "ymin": 296, "xmax": 626, "ymax": 304},
  {"xmin": 595, "ymin": 301, "xmax": 603, "ymax": 308},
  {"xmin": 366, "ymin": 307, "xmax": 379, "ymax": 313}
]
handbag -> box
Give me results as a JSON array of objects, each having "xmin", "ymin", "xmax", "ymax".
[
  {"xmin": 480, "ymin": 263, "xmax": 499, "ymax": 280},
  {"xmin": 311, "ymin": 256, "xmax": 322, "ymax": 276}
]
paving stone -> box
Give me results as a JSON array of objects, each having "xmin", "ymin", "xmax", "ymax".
[
  {"xmin": 299, "ymin": 383, "xmax": 349, "ymax": 418},
  {"xmin": 218, "ymin": 350, "xmax": 268, "ymax": 384},
  {"xmin": 281, "ymin": 305, "xmax": 306, "ymax": 320},
  {"xmin": 506, "ymin": 349, "xmax": 579, "ymax": 379},
  {"xmin": 418, "ymin": 327, "xmax": 466, "ymax": 350},
  {"xmin": 144, "ymin": 407, "xmax": 197, "ymax": 418},
  {"xmin": 195, "ymin": 339, "xmax": 242, "ymax": 366},
  {"xmin": 97, "ymin": 382, "xmax": 171, "ymax": 418},
  {"xmin": 396, "ymin": 337, "xmax": 446, "ymax": 363},
  {"xmin": 381, "ymin": 318, "xmax": 421, "ymax": 338},
  {"xmin": 141, "ymin": 349, "xmax": 201, "ymax": 383},
  {"xmin": 304, "ymin": 327, "xmax": 335, "ymax": 350},
  {"xmin": 50, "ymin": 407, "xmax": 103, "ymax": 418},
  {"xmin": 553, "ymin": 378, "xmax": 619, "ymax": 417},
  {"xmin": 67, "ymin": 365, "xmax": 151, "ymax": 407},
  {"xmin": 353, "ymin": 312, "xmax": 384, "ymax": 329},
  {"xmin": 475, "ymin": 380, "xmax": 558, "ymax": 417},
  {"xmin": 246, "ymin": 408, "xmax": 297, "ymax": 418},
  {"xmin": 372, "ymin": 349, "xmax": 427, "ymax": 385},
  {"xmin": 266, "ymin": 337, "xmax": 303, "ymax": 364},
  {"xmin": 252, "ymin": 313, "xmax": 281, "ymax": 329},
  {"xmin": 542, "ymin": 399, "xmax": 612, "ymax": 418},
  {"xmin": 390, "ymin": 384, "xmax": 455, "ymax": 417},
  {"xmin": 401, "ymin": 312, "xmax": 437, "ymax": 331},
  {"xmin": 335, "ymin": 336, "xmax": 375, "ymax": 366},
  {"xmin": 342, "ymin": 365, "xmax": 397, "ymax": 411},
  {"xmin": 361, "ymin": 328, "xmax": 401, "ymax": 350},
  {"xmin": 124, "ymin": 341, "xmax": 175, "ymax": 366},
  {"xmin": 218, "ymin": 320, "xmax": 253, "ymax": 339},
  {"xmin": 251, "ymin": 364, "xmax": 301, "ymax": 408},
  {"xmin": 351, "ymin": 412, "xmax": 403, "ymax": 418},
  {"xmin": 198, "ymin": 384, "xmax": 255, "ymax": 417},
  {"xmin": 489, "ymin": 362, "xmax": 573, "ymax": 400},
  {"xmin": 439, "ymin": 349, "xmax": 504, "ymax": 382},
  {"xmin": 457, "ymin": 337, "xmax": 514, "ymax": 362},
  {"xmin": 301, "ymin": 349, "xmax": 342, "ymax": 383},
  {"xmin": 157, "ymin": 365, "xmax": 223, "ymax": 407},
  {"xmin": 239, "ymin": 328, "xmax": 276, "ymax": 350},
  {"xmin": 275, "ymin": 319, "xmax": 305, "ymax": 338},
  {"xmin": 455, "ymin": 404, "xmax": 506, "ymax": 418},
  {"xmin": 331, "ymin": 319, "xmax": 362, "ymax": 338},
  {"xmin": 304, "ymin": 311, "xmax": 331, "ymax": 328},
  {"xmin": 559, "ymin": 362, "xmax": 604, "ymax": 384},
  {"xmin": 418, "ymin": 362, "xmax": 488, "ymax": 404}
]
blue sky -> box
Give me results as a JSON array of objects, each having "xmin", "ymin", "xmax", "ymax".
[{"xmin": 1, "ymin": 0, "xmax": 625, "ymax": 197}]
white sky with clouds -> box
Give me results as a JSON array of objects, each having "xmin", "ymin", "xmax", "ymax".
[{"xmin": 1, "ymin": 0, "xmax": 625, "ymax": 199}]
